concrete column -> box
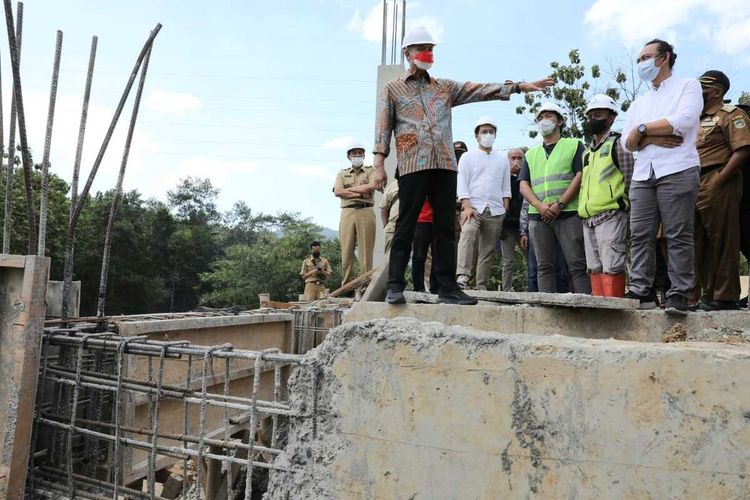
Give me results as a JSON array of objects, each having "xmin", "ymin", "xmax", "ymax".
[
  {"xmin": 371, "ymin": 64, "xmax": 403, "ymax": 268},
  {"xmin": 0, "ymin": 254, "xmax": 51, "ymax": 499}
]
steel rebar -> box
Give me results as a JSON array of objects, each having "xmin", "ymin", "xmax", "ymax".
[
  {"xmin": 37, "ymin": 29, "xmax": 62, "ymax": 256},
  {"xmin": 2, "ymin": 1, "xmax": 21, "ymax": 253}
]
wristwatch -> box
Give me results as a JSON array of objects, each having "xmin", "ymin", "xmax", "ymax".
[
  {"xmin": 637, "ymin": 123, "xmax": 648, "ymax": 135},
  {"xmin": 513, "ymin": 82, "xmax": 521, "ymax": 94},
  {"xmin": 555, "ymin": 200, "xmax": 565, "ymax": 209}
]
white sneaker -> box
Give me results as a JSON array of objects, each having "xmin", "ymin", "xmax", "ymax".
[{"xmin": 456, "ymin": 275, "xmax": 470, "ymax": 289}]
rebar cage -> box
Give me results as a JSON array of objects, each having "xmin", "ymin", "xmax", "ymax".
[{"xmin": 27, "ymin": 325, "xmax": 311, "ymax": 499}]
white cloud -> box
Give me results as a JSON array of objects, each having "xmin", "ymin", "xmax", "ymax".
[
  {"xmin": 321, "ymin": 135, "xmax": 356, "ymax": 150},
  {"xmin": 584, "ymin": 0, "xmax": 750, "ymax": 56},
  {"xmin": 145, "ymin": 89, "xmax": 202, "ymax": 115},
  {"xmin": 289, "ymin": 164, "xmax": 337, "ymax": 181},
  {"xmin": 347, "ymin": 2, "xmax": 444, "ymax": 45}
]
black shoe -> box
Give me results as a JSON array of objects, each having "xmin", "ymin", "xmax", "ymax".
[
  {"xmin": 699, "ymin": 300, "xmax": 740, "ymax": 311},
  {"xmin": 437, "ymin": 289, "xmax": 478, "ymax": 305},
  {"xmin": 665, "ymin": 295, "xmax": 688, "ymax": 315},
  {"xmin": 739, "ymin": 296, "xmax": 748, "ymax": 308},
  {"xmin": 385, "ymin": 289, "xmax": 406, "ymax": 304},
  {"xmin": 624, "ymin": 290, "xmax": 657, "ymax": 310}
]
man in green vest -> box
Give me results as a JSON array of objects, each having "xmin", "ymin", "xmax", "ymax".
[
  {"xmin": 519, "ymin": 102, "xmax": 590, "ymax": 294},
  {"xmin": 579, "ymin": 95, "xmax": 635, "ymax": 297}
]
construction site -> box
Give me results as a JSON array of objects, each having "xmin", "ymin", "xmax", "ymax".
[{"xmin": 0, "ymin": 1, "xmax": 749, "ymax": 499}]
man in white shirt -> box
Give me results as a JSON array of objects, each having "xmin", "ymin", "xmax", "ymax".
[
  {"xmin": 456, "ymin": 116, "xmax": 511, "ymax": 289},
  {"xmin": 623, "ymin": 39, "xmax": 702, "ymax": 314}
]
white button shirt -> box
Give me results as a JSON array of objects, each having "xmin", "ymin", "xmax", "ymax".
[
  {"xmin": 623, "ymin": 75, "xmax": 702, "ymax": 181},
  {"xmin": 457, "ymin": 148, "xmax": 511, "ymax": 216}
]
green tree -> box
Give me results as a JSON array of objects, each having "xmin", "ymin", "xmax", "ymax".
[
  {"xmin": 200, "ymin": 213, "xmax": 341, "ymax": 308},
  {"xmin": 739, "ymin": 91, "xmax": 750, "ymax": 105},
  {"xmin": 515, "ymin": 49, "xmax": 633, "ymax": 140}
]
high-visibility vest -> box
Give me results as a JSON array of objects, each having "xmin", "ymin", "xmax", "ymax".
[
  {"xmin": 526, "ymin": 138, "xmax": 580, "ymax": 214},
  {"xmin": 578, "ymin": 134, "xmax": 628, "ymax": 218}
]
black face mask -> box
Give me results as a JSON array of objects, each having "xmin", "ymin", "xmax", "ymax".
[
  {"xmin": 312, "ymin": 252, "xmax": 320, "ymax": 258},
  {"xmin": 587, "ymin": 118, "xmax": 609, "ymax": 135}
]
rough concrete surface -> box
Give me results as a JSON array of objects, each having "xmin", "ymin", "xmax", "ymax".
[
  {"xmin": 267, "ymin": 318, "xmax": 750, "ymax": 499},
  {"xmin": 345, "ymin": 302, "xmax": 750, "ymax": 343}
]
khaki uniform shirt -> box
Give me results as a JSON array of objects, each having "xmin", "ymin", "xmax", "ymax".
[
  {"xmin": 381, "ymin": 181, "xmax": 400, "ymax": 233},
  {"xmin": 300, "ymin": 256, "xmax": 332, "ymax": 284},
  {"xmin": 697, "ymin": 103, "xmax": 750, "ymax": 168},
  {"xmin": 334, "ymin": 166, "xmax": 374, "ymax": 208}
]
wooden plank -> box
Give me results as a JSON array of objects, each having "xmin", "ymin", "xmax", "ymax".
[{"xmin": 329, "ymin": 268, "xmax": 378, "ymax": 298}]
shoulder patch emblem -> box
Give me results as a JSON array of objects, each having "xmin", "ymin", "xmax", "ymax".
[
  {"xmin": 734, "ymin": 118, "xmax": 747, "ymax": 129},
  {"xmin": 599, "ymin": 145, "xmax": 611, "ymax": 157}
]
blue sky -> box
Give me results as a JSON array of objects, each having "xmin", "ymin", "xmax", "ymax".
[{"xmin": 6, "ymin": 0, "xmax": 750, "ymax": 230}]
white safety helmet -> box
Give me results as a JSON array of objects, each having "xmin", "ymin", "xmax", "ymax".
[
  {"xmin": 535, "ymin": 102, "xmax": 566, "ymax": 122},
  {"xmin": 401, "ymin": 25, "xmax": 436, "ymax": 48},
  {"xmin": 585, "ymin": 94, "xmax": 619, "ymax": 115},
  {"xmin": 346, "ymin": 140, "xmax": 365, "ymax": 157},
  {"xmin": 474, "ymin": 115, "xmax": 498, "ymax": 134}
]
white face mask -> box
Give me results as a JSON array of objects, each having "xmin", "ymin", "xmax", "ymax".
[
  {"xmin": 478, "ymin": 132, "xmax": 496, "ymax": 148},
  {"xmin": 637, "ymin": 58, "xmax": 661, "ymax": 83},
  {"xmin": 350, "ymin": 156, "xmax": 364, "ymax": 168},
  {"xmin": 537, "ymin": 118, "xmax": 557, "ymax": 137}
]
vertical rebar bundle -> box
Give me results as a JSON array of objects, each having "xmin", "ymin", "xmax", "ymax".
[{"xmin": 2, "ymin": 1, "xmax": 21, "ymax": 253}]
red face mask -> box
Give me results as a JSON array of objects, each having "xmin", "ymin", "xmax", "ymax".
[{"xmin": 413, "ymin": 51, "xmax": 434, "ymax": 64}]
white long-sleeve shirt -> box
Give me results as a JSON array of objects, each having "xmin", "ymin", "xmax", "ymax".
[
  {"xmin": 457, "ymin": 148, "xmax": 511, "ymax": 216},
  {"xmin": 622, "ymin": 75, "xmax": 702, "ymax": 181}
]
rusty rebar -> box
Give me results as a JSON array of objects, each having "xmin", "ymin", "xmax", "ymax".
[
  {"xmin": 96, "ymin": 44, "xmax": 153, "ymax": 318},
  {"xmin": 37, "ymin": 29, "xmax": 63, "ymax": 256},
  {"xmin": 2, "ymin": 1, "xmax": 21, "ymax": 253},
  {"xmin": 3, "ymin": 0, "xmax": 38, "ymax": 253}
]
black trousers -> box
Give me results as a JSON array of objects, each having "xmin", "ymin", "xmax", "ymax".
[
  {"xmin": 412, "ymin": 222, "xmax": 439, "ymax": 292},
  {"xmin": 388, "ymin": 169, "xmax": 458, "ymax": 293},
  {"xmin": 741, "ymin": 195, "xmax": 750, "ymax": 262}
]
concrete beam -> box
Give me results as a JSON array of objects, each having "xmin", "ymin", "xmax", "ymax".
[
  {"xmin": 268, "ymin": 318, "xmax": 750, "ymax": 499},
  {"xmin": 344, "ymin": 302, "xmax": 750, "ymax": 343},
  {"xmin": 0, "ymin": 255, "xmax": 50, "ymax": 499}
]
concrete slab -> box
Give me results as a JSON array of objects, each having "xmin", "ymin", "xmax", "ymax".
[
  {"xmin": 403, "ymin": 289, "xmax": 639, "ymax": 310},
  {"xmin": 344, "ymin": 302, "xmax": 750, "ymax": 343},
  {"xmin": 268, "ymin": 319, "xmax": 750, "ymax": 499},
  {"xmin": 0, "ymin": 255, "xmax": 50, "ymax": 499}
]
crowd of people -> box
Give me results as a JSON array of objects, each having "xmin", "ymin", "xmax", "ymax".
[{"xmin": 305, "ymin": 26, "xmax": 750, "ymax": 315}]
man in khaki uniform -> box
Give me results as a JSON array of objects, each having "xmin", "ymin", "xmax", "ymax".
[
  {"xmin": 693, "ymin": 71, "xmax": 750, "ymax": 310},
  {"xmin": 381, "ymin": 180, "xmax": 399, "ymax": 253},
  {"xmin": 334, "ymin": 141, "xmax": 377, "ymax": 285},
  {"xmin": 300, "ymin": 241, "xmax": 332, "ymax": 300}
]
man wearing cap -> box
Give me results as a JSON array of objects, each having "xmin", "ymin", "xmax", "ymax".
[
  {"xmin": 456, "ymin": 116, "xmax": 511, "ymax": 290},
  {"xmin": 692, "ymin": 71, "xmax": 750, "ymax": 310},
  {"xmin": 500, "ymin": 148, "xmax": 527, "ymax": 291},
  {"xmin": 300, "ymin": 241, "xmax": 332, "ymax": 301},
  {"xmin": 622, "ymin": 39, "xmax": 702, "ymax": 314},
  {"xmin": 519, "ymin": 103, "xmax": 590, "ymax": 294},
  {"xmin": 333, "ymin": 141, "xmax": 377, "ymax": 286},
  {"xmin": 579, "ymin": 94, "xmax": 635, "ymax": 297},
  {"xmin": 373, "ymin": 25, "xmax": 553, "ymax": 305}
]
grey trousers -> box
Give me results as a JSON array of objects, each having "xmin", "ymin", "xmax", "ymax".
[
  {"xmin": 629, "ymin": 167, "xmax": 700, "ymax": 298},
  {"xmin": 582, "ymin": 210, "xmax": 629, "ymax": 274},
  {"xmin": 529, "ymin": 214, "xmax": 590, "ymax": 294},
  {"xmin": 500, "ymin": 227, "xmax": 521, "ymax": 291},
  {"xmin": 457, "ymin": 208, "xmax": 504, "ymax": 288}
]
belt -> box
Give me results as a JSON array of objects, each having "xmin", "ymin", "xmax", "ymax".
[
  {"xmin": 306, "ymin": 280, "xmax": 324, "ymax": 285},
  {"xmin": 344, "ymin": 203, "xmax": 373, "ymax": 209},
  {"xmin": 700, "ymin": 164, "xmax": 724, "ymax": 176}
]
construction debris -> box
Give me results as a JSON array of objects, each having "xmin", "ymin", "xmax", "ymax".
[{"xmin": 662, "ymin": 323, "xmax": 688, "ymax": 343}]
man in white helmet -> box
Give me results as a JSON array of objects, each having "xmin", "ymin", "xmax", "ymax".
[
  {"xmin": 372, "ymin": 25, "xmax": 553, "ymax": 304},
  {"xmin": 579, "ymin": 94, "xmax": 635, "ymax": 297},
  {"xmin": 455, "ymin": 116, "xmax": 512, "ymax": 290},
  {"xmin": 333, "ymin": 141, "xmax": 377, "ymax": 286},
  {"xmin": 519, "ymin": 102, "xmax": 589, "ymax": 294}
]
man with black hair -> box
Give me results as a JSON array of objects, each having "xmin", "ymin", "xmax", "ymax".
[
  {"xmin": 692, "ymin": 71, "xmax": 750, "ymax": 310},
  {"xmin": 623, "ymin": 38, "xmax": 702, "ymax": 314},
  {"xmin": 300, "ymin": 241, "xmax": 332, "ymax": 301}
]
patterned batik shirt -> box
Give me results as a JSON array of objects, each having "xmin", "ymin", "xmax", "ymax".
[{"xmin": 374, "ymin": 69, "xmax": 515, "ymax": 177}]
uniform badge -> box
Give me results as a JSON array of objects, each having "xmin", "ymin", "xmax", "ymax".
[
  {"xmin": 599, "ymin": 145, "xmax": 610, "ymax": 157},
  {"xmin": 733, "ymin": 118, "xmax": 747, "ymax": 129}
]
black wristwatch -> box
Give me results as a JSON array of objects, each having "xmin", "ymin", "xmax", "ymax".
[
  {"xmin": 555, "ymin": 200, "xmax": 565, "ymax": 210},
  {"xmin": 513, "ymin": 82, "xmax": 522, "ymax": 94},
  {"xmin": 637, "ymin": 123, "xmax": 647, "ymax": 135}
]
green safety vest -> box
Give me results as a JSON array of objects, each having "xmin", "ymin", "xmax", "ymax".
[
  {"xmin": 526, "ymin": 138, "xmax": 580, "ymax": 214},
  {"xmin": 578, "ymin": 134, "xmax": 629, "ymax": 219}
]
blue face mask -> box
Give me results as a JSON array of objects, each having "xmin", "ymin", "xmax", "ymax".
[{"xmin": 637, "ymin": 55, "xmax": 662, "ymax": 83}]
